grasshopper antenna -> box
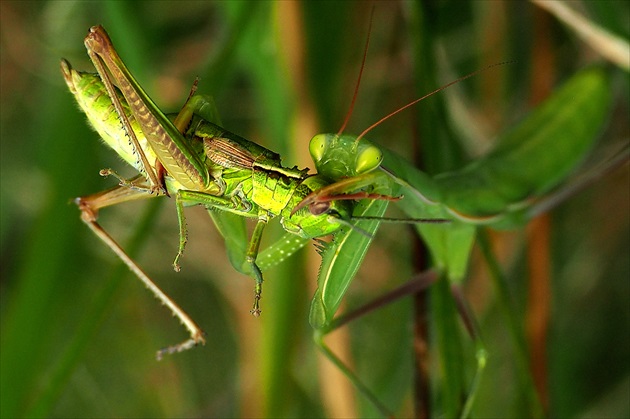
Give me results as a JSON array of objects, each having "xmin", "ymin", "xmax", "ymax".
[{"xmin": 337, "ymin": 7, "xmax": 375, "ymax": 136}]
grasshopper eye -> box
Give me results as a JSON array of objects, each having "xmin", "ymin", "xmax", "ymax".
[
  {"xmin": 356, "ymin": 145, "xmax": 383, "ymax": 174},
  {"xmin": 309, "ymin": 201, "xmax": 331, "ymax": 216}
]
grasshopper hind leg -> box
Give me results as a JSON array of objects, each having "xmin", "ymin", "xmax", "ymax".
[{"xmin": 76, "ymin": 183, "xmax": 206, "ymax": 358}]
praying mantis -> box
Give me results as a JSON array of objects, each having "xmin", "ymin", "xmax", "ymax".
[{"xmin": 61, "ymin": 19, "xmax": 615, "ymax": 418}]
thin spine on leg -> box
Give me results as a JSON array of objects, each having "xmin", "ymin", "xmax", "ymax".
[
  {"xmin": 82, "ymin": 217, "xmax": 205, "ymax": 358},
  {"xmin": 86, "ymin": 48, "xmax": 163, "ymax": 193},
  {"xmin": 173, "ymin": 193, "xmax": 189, "ymax": 272}
]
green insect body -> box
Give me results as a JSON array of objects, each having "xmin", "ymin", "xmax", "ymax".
[
  {"xmin": 61, "ymin": 60, "xmax": 158, "ymax": 175},
  {"xmin": 63, "ymin": 26, "xmax": 390, "ymax": 327},
  {"xmin": 308, "ymin": 66, "xmax": 610, "ymax": 320},
  {"xmin": 187, "ymin": 120, "xmax": 354, "ymax": 238},
  {"xmin": 63, "ymin": 60, "xmax": 360, "ymax": 235},
  {"xmin": 64, "ymin": 24, "xmax": 615, "ymax": 416},
  {"xmin": 84, "ymin": 27, "xmax": 212, "ymax": 193},
  {"xmin": 298, "ymin": 67, "xmax": 611, "ymax": 416}
]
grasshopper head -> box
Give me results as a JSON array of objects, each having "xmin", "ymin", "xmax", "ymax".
[
  {"xmin": 281, "ymin": 176, "xmax": 353, "ymax": 238},
  {"xmin": 309, "ymin": 133, "xmax": 383, "ymax": 180}
]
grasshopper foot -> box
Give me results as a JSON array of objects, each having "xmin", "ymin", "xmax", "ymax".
[
  {"xmin": 250, "ymin": 295, "xmax": 262, "ymax": 317},
  {"xmin": 156, "ymin": 331, "xmax": 206, "ymax": 361},
  {"xmin": 172, "ymin": 253, "xmax": 183, "ymax": 272},
  {"xmin": 250, "ymin": 284, "xmax": 262, "ymax": 317}
]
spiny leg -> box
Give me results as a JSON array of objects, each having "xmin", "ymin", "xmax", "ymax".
[
  {"xmin": 85, "ymin": 217, "xmax": 206, "ymax": 359},
  {"xmin": 76, "ymin": 184, "xmax": 206, "ymax": 358},
  {"xmin": 84, "ymin": 26, "xmax": 212, "ymax": 193},
  {"xmin": 173, "ymin": 193, "xmax": 189, "ymax": 272},
  {"xmin": 84, "ymin": 36, "xmax": 164, "ymax": 194},
  {"xmin": 76, "ymin": 176, "xmax": 154, "ymax": 219},
  {"xmin": 168, "ymin": 88, "xmax": 225, "ymax": 272},
  {"xmin": 170, "ymin": 189, "xmax": 254, "ymax": 272},
  {"xmin": 315, "ymin": 269, "xmax": 488, "ymax": 417},
  {"xmin": 450, "ymin": 284, "xmax": 487, "ymax": 418},
  {"xmin": 313, "ymin": 271, "xmax": 439, "ymax": 418},
  {"xmin": 246, "ymin": 216, "xmax": 268, "ymax": 316},
  {"xmin": 170, "ymin": 190, "xmax": 268, "ymax": 315}
]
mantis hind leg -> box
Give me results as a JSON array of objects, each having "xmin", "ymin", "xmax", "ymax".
[
  {"xmin": 313, "ymin": 270, "xmax": 488, "ymax": 417},
  {"xmin": 312, "ymin": 271, "xmax": 437, "ymax": 417}
]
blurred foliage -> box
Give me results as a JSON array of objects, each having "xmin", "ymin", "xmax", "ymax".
[{"xmin": 0, "ymin": 1, "xmax": 628, "ymax": 417}]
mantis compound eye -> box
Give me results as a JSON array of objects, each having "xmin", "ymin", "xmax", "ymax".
[
  {"xmin": 355, "ymin": 144, "xmax": 383, "ymax": 174},
  {"xmin": 309, "ymin": 201, "xmax": 331, "ymax": 216},
  {"xmin": 309, "ymin": 134, "xmax": 329, "ymax": 164}
]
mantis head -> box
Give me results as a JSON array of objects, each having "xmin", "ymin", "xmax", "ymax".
[{"xmin": 309, "ymin": 133, "xmax": 383, "ymax": 180}]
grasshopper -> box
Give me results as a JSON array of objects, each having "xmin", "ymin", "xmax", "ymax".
[{"xmin": 63, "ymin": 24, "xmax": 615, "ymax": 416}]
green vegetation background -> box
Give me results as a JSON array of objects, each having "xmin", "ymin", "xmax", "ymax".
[{"xmin": 1, "ymin": 1, "xmax": 628, "ymax": 417}]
